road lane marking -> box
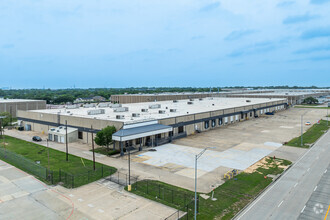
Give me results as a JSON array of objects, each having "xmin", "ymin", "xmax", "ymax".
[
  {"xmin": 325, "ymin": 169, "xmax": 327, "ymax": 174},
  {"xmin": 301, "ymin": 205, "xmax": 306, "ymax": 213},
  {"xmin": 235, "ymin": 132, "xmax": 329, "ymax": 220},
  {"xmin": 278, "ymin": 201, "xmax": 283, "ymax": 207},
  {"xmin": 88, "ymin": 204, "xmax": 94, "ymax": 208},
  {"xmin": 98, "ymin": 209, "xmax": 104, "ymax": 213},
  {"xmin": 314, "ymin": 186, "xmax": 317, "ymax": 191},
  {"xmin": 294, "ymin": 183, "xmax": 298, "ymax": 188},
  {"xmin": 307, "ymin": 168, "xmax": 310, "ymax": 172},
  {"xmin": 324, "ymin": 204, "xmax": 330, "ymax": 220}
]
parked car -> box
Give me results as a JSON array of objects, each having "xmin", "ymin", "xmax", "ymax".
[
  {"xmin": 32, "ymin": 136, "xmax": 42, "ymax": 142},
  {"xmin": 305, "ymin": 122, "xmax": 311, "ymax": 125}
]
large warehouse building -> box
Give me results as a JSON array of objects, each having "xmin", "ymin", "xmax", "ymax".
[
  {"xmin": 226, "ymin": 91, "xmax": 329, "ymax": 105},
  {"xmin": 110, "ymin": 90, "xmax": 272, "ymax": 104},
  {"xmin": 17, "ymin": 97, "xmax": 287, "ymax": 155},
  {"xmin": 0, "ymin": 99, "xmax": 46, "ymax": 117}
]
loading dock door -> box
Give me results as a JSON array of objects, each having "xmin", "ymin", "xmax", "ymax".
[{"xmin": 60, "ymin": 136, "xmax": 65, "ymax": 143}]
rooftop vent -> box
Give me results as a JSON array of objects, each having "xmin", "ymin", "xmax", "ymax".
[
  {"xmin": 199, "ymin": 98, "xmax": 203, "ymax": 101},
  {"xmin": 132, "ymin": 113, "xmax": 140, "ymax": 117},
  {"xmin": 170, "ymin": 109, "xmax": 177, "ymax": 112},
  {"xmin": 187, "ymin": 101, "xmax": 193, "ymax": 105},
  {"xmin": 50, "ymin": 128, "xmax": 55, "ymax": 131},
  {"xmin": 173, "ymin": 100, "xmax": 178, "ymax": 103},
  {"xmin": 246, "ymin": 100, "xmax": 251, "ymax": 102},
  {"xmin": 189, "ymin": 99, "xmax": 194, "ymax": 101},
  {"xmin": 159, "ymin": 110, "xmax": 166, "ymax": 114},
  {"xmin": 83, "ymin": 104, "xmax": 96, "ymax": 108},
  {"xmin": 66, "ymin": 105, "xmax": 79, "ymax": 109},
  {"xmin": 116, "ymin": 115, "xmax": 125, "ymax": 119},
  {"xmin": 113, "ymin": 107, "xmax": 129, "ymax": 112},
  {"xmin": 110, "ymin": 104, "xmax": 122, "ymax": 108},
  {"xmin": 149, "ymin": 104, "xmax": 161, "ymax": 109},
  {"xmin": 141, "ymin": 108, "xmax": 148, "ymax": 112},
  {"xmin": 98, "ymin": 103, "xmax": 109, "ymax": 108},
  {"xmin": 88, "ymin": 109, "xmax": 105, "ymax": 115}
]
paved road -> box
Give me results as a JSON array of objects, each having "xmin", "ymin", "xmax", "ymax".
[
  {"xmin": 235, "ymin": 131, "xmax": 330, "ymax": 220},
  {"xmin": 299, "ymin": 163, "xmax": 330, "ymax": 219}
]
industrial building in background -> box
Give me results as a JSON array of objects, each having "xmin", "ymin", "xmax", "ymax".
[
  {"xmin": 0, "ymin": 99, "xmax": 46, "ymax": 117},
  {"xmin": 110, "ymin": 90, "xmax": 329, "ymax": 104}
]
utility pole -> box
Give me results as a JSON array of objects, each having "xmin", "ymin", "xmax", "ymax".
[
  {"xmin": 91, "ymin": 125, "xmax": 95, "ymax": 171},
  {"xmin": 65, "ymin": 120, "xmax": 68, "ymax": 161}
]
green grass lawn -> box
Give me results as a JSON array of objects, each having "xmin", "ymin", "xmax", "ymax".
[
  {"xmin": 286, "ymin": 120, "xmax": 329, "ymax": 148},
  {"xmin": 90, "ymin": 146, "xmax": 120, "ymax": 156},
  {"xmin": 294, "ymin": 105, "xmax": 330, "ymax": 109},
  {"xmin": 0, "ymin": 135, "xmax": 117, "ymax": 187},
  {"xmin": 127, "ymin": 157, "xmax": 291, "ymax": 219}
]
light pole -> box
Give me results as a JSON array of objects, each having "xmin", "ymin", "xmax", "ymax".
[
  {"xmin": 65, "ymin": 120, "xmax": 68, "ymax": 161},
  {"xmin": 47, "ymin": 139, "xmax": 50, "ymax": 171},
  {"xmin": 91, "ymin": 125, "xmax": 95, "ymax": 171},
  {"xmin": 327, "ymin": 107, "xmax": 328, "ymax": 126},
  {"xmin": 301, "ymin": 115, "xmax": 303, "ymax": 147},
  {"xmin": 194, "ymin": 147, "xmax": 215, "ymax": 220}
]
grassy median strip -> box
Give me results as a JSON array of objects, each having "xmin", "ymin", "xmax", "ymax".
[
  {"xmin": 0, "ymin": 135, "xmax": 116, "ymax": 187},
  {"xmin": 126, "ymin": 157, "xmax": 291, "ymax": 219},
  {"xmin": 294, "ymin": 106, "xmax": 330, "ymax": 109},
  {"xmin": 286, "ymin": 120, "xmax": 329, "ymax": 148}
]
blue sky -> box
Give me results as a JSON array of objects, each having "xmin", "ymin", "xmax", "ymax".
[{"xmin": 0, "ymin": 0, "xmax": 329, "ymax": 88}]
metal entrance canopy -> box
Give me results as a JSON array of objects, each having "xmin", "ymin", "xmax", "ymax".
[{"xmin": 112, "ymin": 121, "xmax": 173, "ymax": 142}]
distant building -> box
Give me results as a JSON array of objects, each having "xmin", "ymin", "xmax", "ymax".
[
  {"xmin": 74, "ymin": 96, "xmax": 106, "ymax": 103},
  {"xmin": 93, "ymin": 96, "xmax": 106, "ymax": 102},
  {"xmin": 0, "ymin": 99, "xmax": 46, "ymax": 117}
]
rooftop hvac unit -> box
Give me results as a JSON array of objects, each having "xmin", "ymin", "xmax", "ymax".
[
  {"xmin": 84, "ymin": 104, "xmax": 96, "ymax": 108},
  {"xmin": 109, "ymin": 104, "xmax": 122, "ymax": 108},
  {"xmin": 66, "ymin": 105, "xmax": 79, "ymax": 109},
  {"xmin": 98, "ymin": 103, "xmax": 109, "ymax": 108},
  {"xmin": 159, "ymin": 110, "xmax": 166, "ymax": 114},
  {"xmin": 149, "ymin": 104, "xmax": 161, "ymax": 109},
  {"xmin": 189, "ymin": 99, "xmax": 194, "ymax": 101},
  {"xmin": 87, "ymin": 109, "xmax": 105, "ymax": 115},
  {"xmin": 113, "ymin": 107, "xmax": 129, "ymax": 112},
  {"xmin": 187, "ymin": 101, "xmax": 193, "ymax": 105},
  {"xmin": 173, "ymin": 100, "xmax": 178, "ymax": 103},
  {"xmin": 116, "ymin": 115, "xmax": 125, "ymax": 119},
  {"xmin": 246, "ymin": 100, "xmax": 251, "ymax": 102},
  {"xmin": 132, "ymin": 113, "xmax": 140, "ymax": 117},
  {"xmin": 170, "ymin": 109, "xmax": 177, "ymax": 112},
  {"xmin": 141, "ymin": 108, "xmax": 148, "ymax": 112},
  {"xmin": 199, "ymin": 98, "xmax": 203, "ymax": 101}
]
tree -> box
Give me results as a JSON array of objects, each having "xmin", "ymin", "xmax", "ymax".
[
  {"xmin": 94, "ymin": 126, "xmax": 116, "ymax": 150},
  {"xmin": 303, "ymin": 97, "xmax": 319, "ymax": 105}
]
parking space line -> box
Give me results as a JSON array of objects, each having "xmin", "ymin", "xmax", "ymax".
[
  {"xmin": 278, "ymin": 201, "xmax": 283, "ymax": 207},
  {"xmin": 294, "ymin": 183, "xmax": 298, "ymax": 188},
  {"xmin": 301, "ymin": 205, "xmax": 306, "ymax": 213},
  {"xmin": 314, "ymin": 186, "xmax": 317, "ymax": 191}
]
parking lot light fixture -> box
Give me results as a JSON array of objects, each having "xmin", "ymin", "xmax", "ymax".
[{"xmin": 194, "ymin": 147, "xmax": 215, "ymax": 220}]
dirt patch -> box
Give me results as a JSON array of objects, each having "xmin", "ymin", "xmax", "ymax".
[
  {"xmin": 244, "ymin": 157, "xmax": 289, "ymax": 174},
  {"xmin": 244, "ymin": 157, "xmax": 269, "ymax": 174}
]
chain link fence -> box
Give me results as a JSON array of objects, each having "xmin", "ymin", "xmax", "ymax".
[{"xmin": 0, "ymin": 146, "xmax": 116, "ymax": 188}]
